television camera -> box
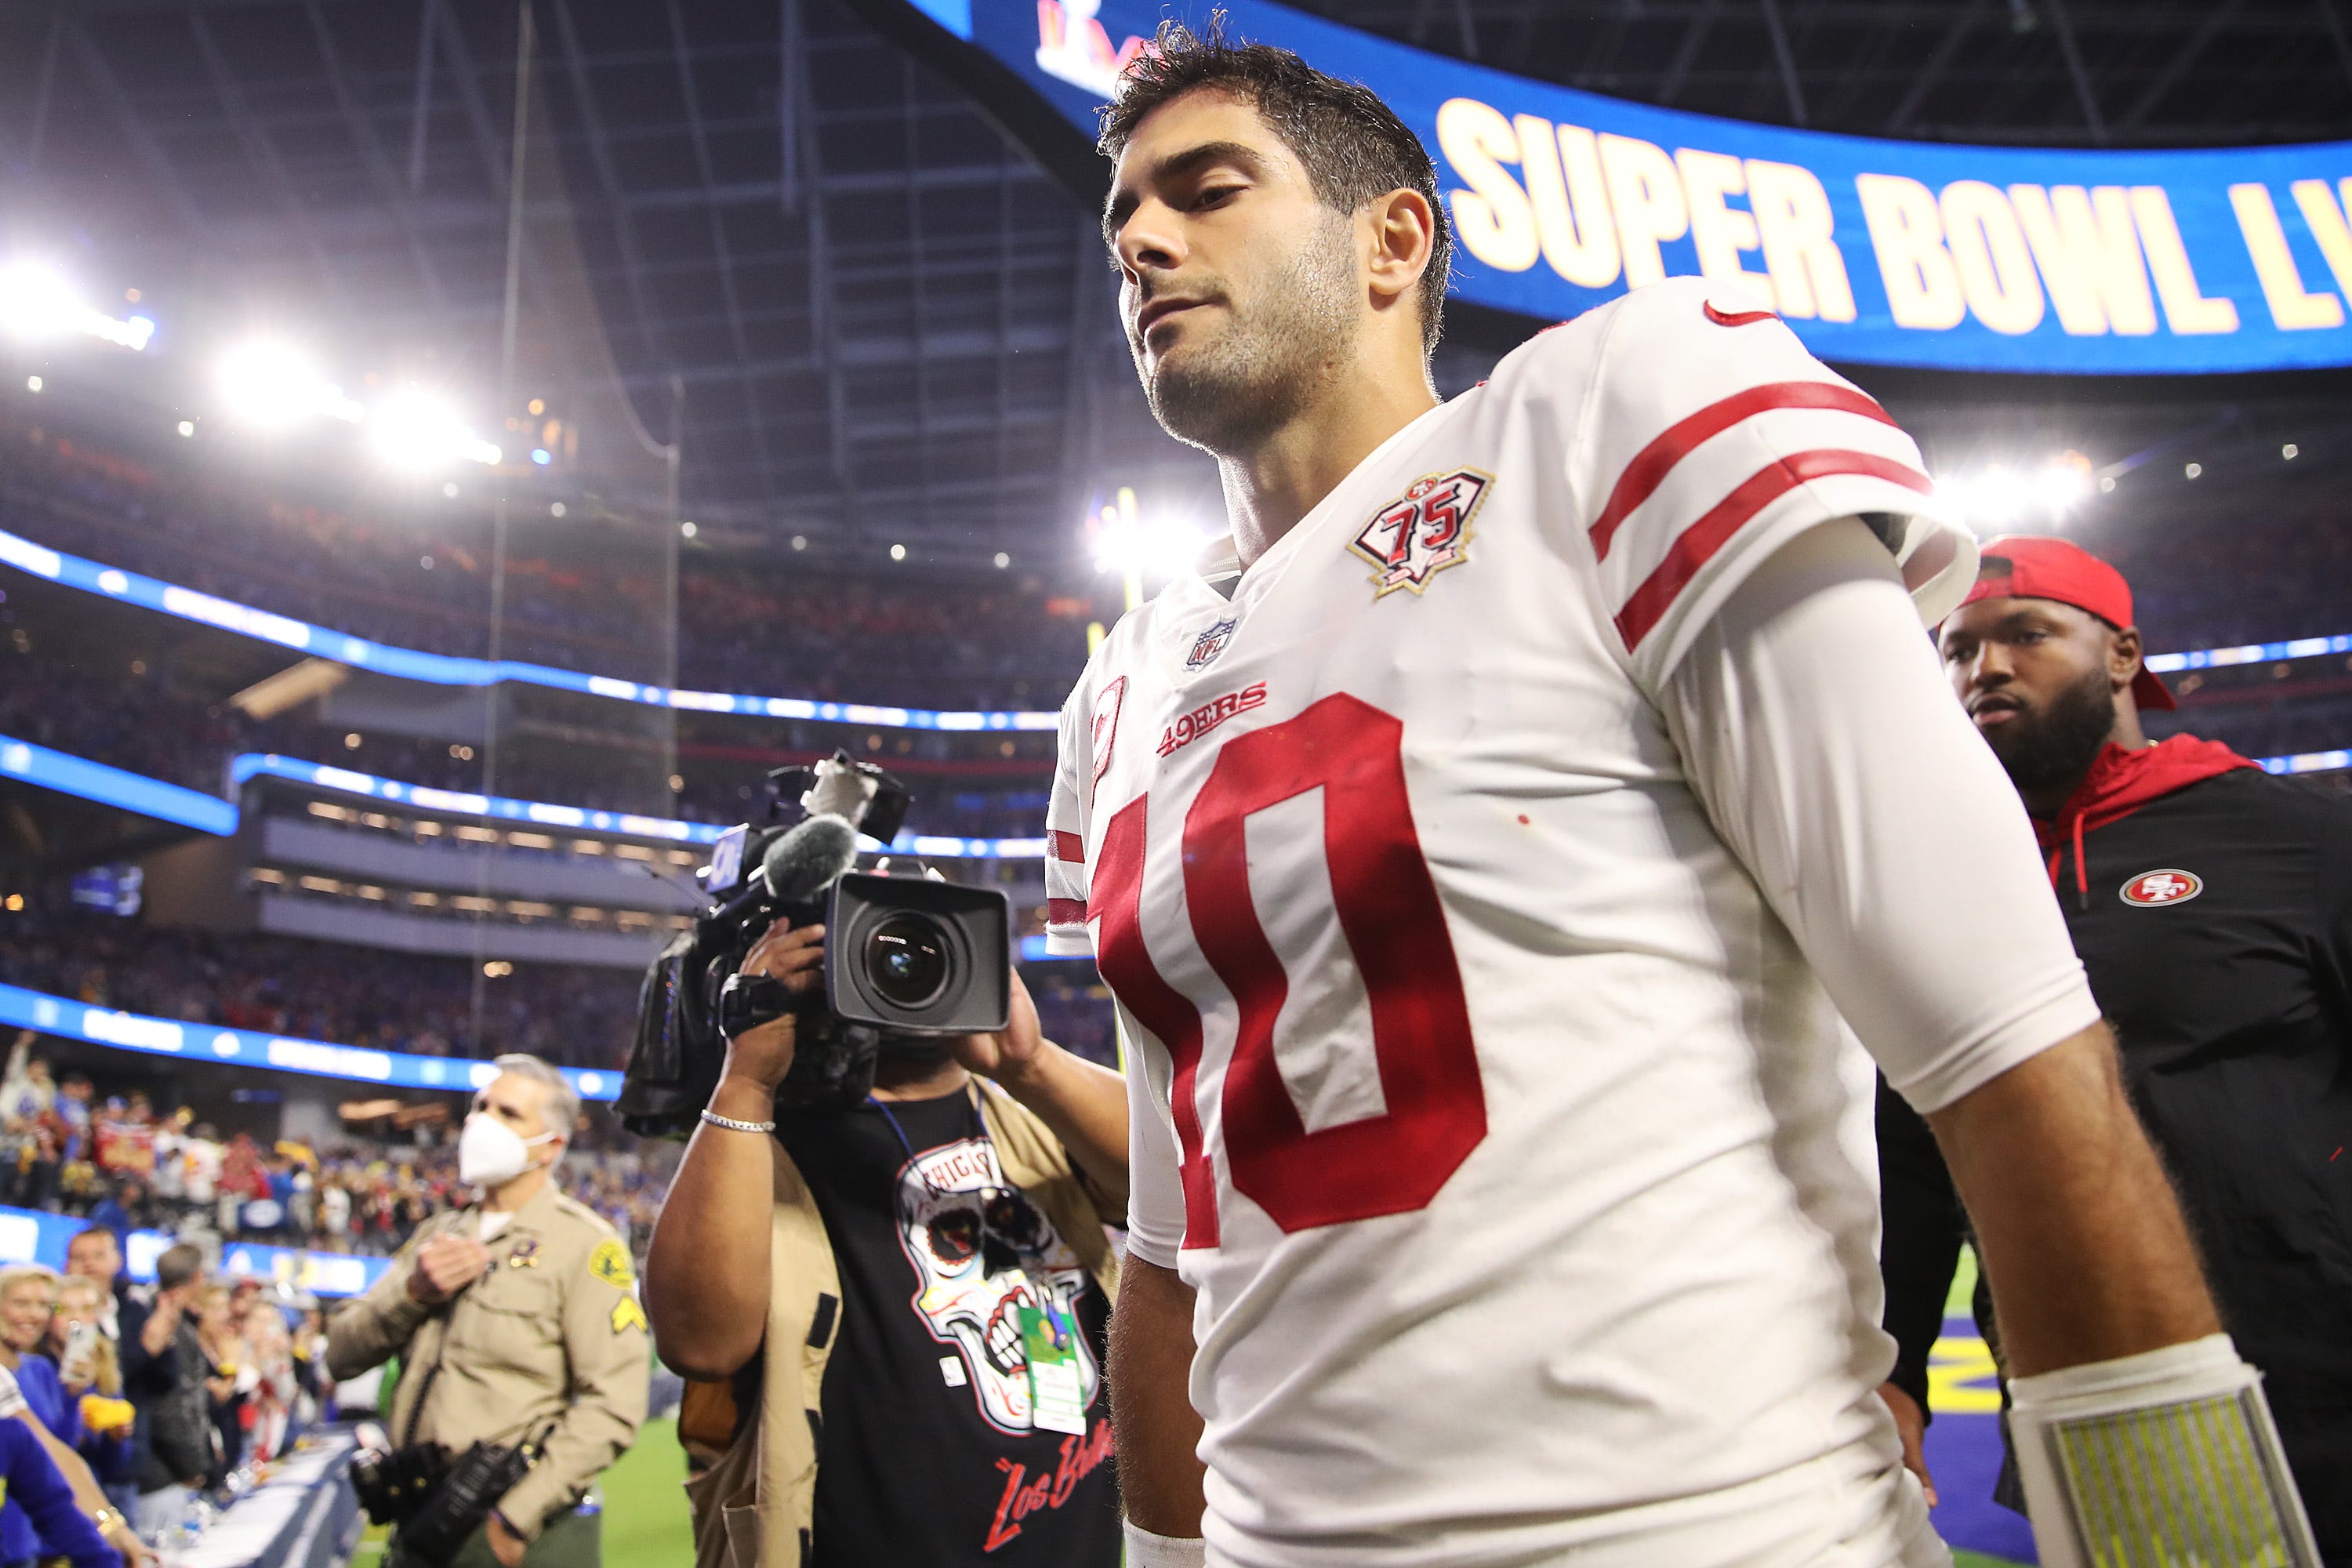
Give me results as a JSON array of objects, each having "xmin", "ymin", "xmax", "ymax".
[{"xmin": 616, "ymin": 753, "xmax": 1011, "ymax": 1135}]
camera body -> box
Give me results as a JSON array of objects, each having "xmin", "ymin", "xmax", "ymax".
[
  {"xmin": 350, "ymin": 1440, "xmax": 451, "ymax": 1528},
  {"xmin": 616, "ymin": 754, "xmax": 1012, "ymax": 1138}
]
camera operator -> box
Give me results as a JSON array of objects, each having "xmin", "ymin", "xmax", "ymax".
[
  {"xmin": 646, "ymin": 921, "xmax": 1130, "ymax": 1568},
  {"xmin": 325, "ymin": 1055, "xmax": 648, "ymax": 1568}
]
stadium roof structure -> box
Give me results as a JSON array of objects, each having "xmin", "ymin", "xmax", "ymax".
[{"xmin": 2, "ymin": 0, "xmax": 2350, "ymax": 565}]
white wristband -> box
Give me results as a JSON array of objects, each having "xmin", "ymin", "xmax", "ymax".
[
  {"xmin": 2007, "ymin": 1334, "xmax": 2321, "ymax": 1568},
  {"xmin": 1123, "ymin": 1520, "xmax": 1207, "ymax": 1568},
  {"xmin": 2009, "ymin": 1330, "xmax": 2242, "ymax": 1410}
]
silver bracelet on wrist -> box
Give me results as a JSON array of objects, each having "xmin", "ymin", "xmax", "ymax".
[{"xmin": 700, "ymin": 1108, "xmax": 776, "ymax": 1135}]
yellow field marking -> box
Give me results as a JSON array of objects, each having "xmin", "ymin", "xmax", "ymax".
[{"xmin": 1928, "ymin": 1333, "xmax": 2004, "ymax": 1415}]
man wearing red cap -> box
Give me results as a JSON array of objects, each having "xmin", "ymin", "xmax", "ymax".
[{"xmin": 1878, "ymin": 533, "xmax": 2352, "ymax": 1559}]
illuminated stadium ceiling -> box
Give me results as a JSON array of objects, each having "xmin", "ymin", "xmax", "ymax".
[{"xmin": 2, "ymin": 0, "xmax": 2350, "ymax": 560}]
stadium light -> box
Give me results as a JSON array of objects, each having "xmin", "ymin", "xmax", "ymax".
[
  {"xmin": 0, "ymin": 262, "xmax": 77, "ymax": 338},
  {"xmin": 1088, "ymin": 487, "xmax": 1206, "ymax": 608},
  {"xmin": 2038, "ymin": 451, "xmax": 2094, "ymax": 508},
  {"xmin": 1936, "ymin": 450, "xmax": 2096, "ymax": 532},
  {"xmin": 217, "ymin": 341, "xmax": 360, "ymax": 429},
  {"xmin": 368, "ymin": 389, "xmax": 500, "ymax": 468},
  {"xmin": 0, "ymin": 261, "xmax": 154, "ymax": 351}
]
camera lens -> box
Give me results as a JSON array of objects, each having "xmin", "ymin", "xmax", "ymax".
[{"xmin": 865, "ymin": 913, "xmax": 951, "ymax": 1008}]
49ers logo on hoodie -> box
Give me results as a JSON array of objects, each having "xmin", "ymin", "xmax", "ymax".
[{"xmin": 2121, "ymin": 868, "xmax": 2204, "ymax": 907}]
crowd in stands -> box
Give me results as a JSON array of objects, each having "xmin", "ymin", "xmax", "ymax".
[
  {"xmin": 0, "ymin": 1038, "xmax": 676, "ymax": 1262},
  {"xmin": 0, "ymin": 631, "xmax": 1058, "ymax": 840},
  {"xmin": 2089, "ymin": 488, "xmax": 2352, "ymax": 656},
  {"xmin": 2150, "ymin": 691, "xmax": 2352, "ymax": 764},
  {"xmin": 2, "ymin": 412, "xmax": 1095, "ymax": 712},
  {"xmin": 52, "ymin": 1223, "xmax": 336, "ymax": 1547},
  {"xmin": 0, "ymin": 1218, "xmax": 346, "ymax": 1554},
  {"xmin": 0, "ymin": 912, "xmax": 643, "ymax": 1070}
]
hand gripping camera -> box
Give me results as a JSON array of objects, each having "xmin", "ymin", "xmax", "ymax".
[{"xmin": 615, "ymin": 753, "xmax": 1012, "ymax": 1134}]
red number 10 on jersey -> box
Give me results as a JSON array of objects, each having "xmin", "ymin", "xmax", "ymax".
[{"xmin": 1089, "ymin": 692, "xmax": 1488, "ymax": 1247}]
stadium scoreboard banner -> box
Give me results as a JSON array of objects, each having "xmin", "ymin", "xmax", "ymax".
[{"xmin": 891, "ymin": 0, "xmax": 2352, "ymax": 376}]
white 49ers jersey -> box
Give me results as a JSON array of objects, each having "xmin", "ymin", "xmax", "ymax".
[{"xmin": 1045, "ymin": 280, "xmax": 2048, "ymax": 1566}]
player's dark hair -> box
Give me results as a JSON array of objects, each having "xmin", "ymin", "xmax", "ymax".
[{"xmin": 1097, "ymin": 16, "xmax": 1451, "ymax": 359}]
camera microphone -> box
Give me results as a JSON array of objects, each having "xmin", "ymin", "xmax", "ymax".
[{"xmin": 760, "ymin": 812, "xmax": 860, "ymax": 905}]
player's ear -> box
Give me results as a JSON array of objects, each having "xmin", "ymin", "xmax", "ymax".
[
  {"xmin": 2109, "ymin": 624, "xmax": 2145, "ymax": 691},
  {"xmin": 1363, "ymin": 187, "xmax": 1436, "ymax": 310}
]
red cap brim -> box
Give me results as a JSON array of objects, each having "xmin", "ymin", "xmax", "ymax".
[{"xmin": 2132, "ymin": 667, "xmax": 2177, "ymax": 713}]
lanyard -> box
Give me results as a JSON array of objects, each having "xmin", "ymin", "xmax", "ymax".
[
  {"xmin": 866, "ymin": 1086, "xmax": 1074, "ymax": 1350},
  {"xmin": 864, "ymin": 1083, "xmax": 985, "ymax": 1198}
]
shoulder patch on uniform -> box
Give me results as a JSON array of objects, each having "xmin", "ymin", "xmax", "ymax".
[
  {"xmin": 1348, "ymin": 468, "xmax": 1491, "ymax": 598},
  {"xmin": 589, "ymin": 1239, "xmax": 636, "ymax": 1289},
  {"xmin": 611, "ymin": 1297, "xmax": 648, "ymax": 1335}
]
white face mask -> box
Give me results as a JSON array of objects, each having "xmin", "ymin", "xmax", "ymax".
[{"xmin": 458, "ymin": 1112, "xmax": 557, "ymax": 1189}]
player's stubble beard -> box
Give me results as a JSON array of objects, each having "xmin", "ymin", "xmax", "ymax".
[
  {"xmin": 1131, "ymin": 208, "xmax": 1361, "ymax": 457},
  {"xmin": 1982, "ymin": 663, "xmax": 2119, "ymax": 795}
]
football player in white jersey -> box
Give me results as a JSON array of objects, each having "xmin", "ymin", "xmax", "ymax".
[{"xmin": 1058, "ymin": 24, "xmax": 2307, "ymax": 1568}]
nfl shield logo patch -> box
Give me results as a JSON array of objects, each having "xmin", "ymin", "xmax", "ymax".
[
  {"xmin": 1350, "ymin": 468, "xmax": 1493, "ymax": 597},
  {"xmin": 1185, "ymin": 617, "xmax": 1237, "ymax": 670}
]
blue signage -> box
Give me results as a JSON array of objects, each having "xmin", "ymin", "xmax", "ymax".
[
  {"xmin": 0, "ymin": 732, "xmax": 238, "ymax": 836},
  {"xmin": 0, "ymin": 731, "xmax": 1043, "ymax": 863},
  {"xmin": 0, "ymin": 979, "xmax": 623, "ymax": 1103},
  {"xmin": 906, "ymin": 0, "xmax": 2352, "ymax": 375},
  {"xmin": 0, "ymin": 1203, "xmax": 389, "ymax": 1298}
]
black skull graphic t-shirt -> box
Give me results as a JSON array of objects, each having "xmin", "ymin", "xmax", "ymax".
[{"xmin": 778, "ymin": 1085, "xmax": 1120, "ymax": 1567}]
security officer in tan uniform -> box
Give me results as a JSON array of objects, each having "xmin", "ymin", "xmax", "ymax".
[{"xmin": 328, "ymin": 1054, "xmax": 648, "ymax": 1568}]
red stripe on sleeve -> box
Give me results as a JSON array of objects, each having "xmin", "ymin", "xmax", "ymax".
[
  {"xmin": 1613, "ymin": 448, "xmax": 1932, "ymax": 653},
  {"xmin": 1047, "ymin": 897, "xmax": 1088, "ymax": 927},
  {"xmin": 1589, "ymin": 381, "xmax": 1896, "ymax": 562},
  {"xmin": 1050, "ymin": 830, "xmax": 1085, "ymax": 864}
]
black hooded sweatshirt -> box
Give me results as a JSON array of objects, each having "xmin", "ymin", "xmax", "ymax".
[{"xmin": 1878, "ymin": 737, "xmax": 2352, "ymax": 1546}]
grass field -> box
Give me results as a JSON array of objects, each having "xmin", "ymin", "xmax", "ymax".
[{"xmin": 600, "ymin": 1416, "xmax": 697, "ymax": 1564}]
